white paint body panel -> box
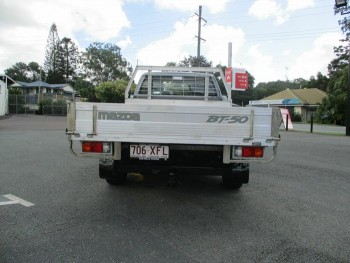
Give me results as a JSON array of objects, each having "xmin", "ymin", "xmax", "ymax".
[{"xmin": 70, "ymin": 101, "xmax": 280, "ymax": 147}]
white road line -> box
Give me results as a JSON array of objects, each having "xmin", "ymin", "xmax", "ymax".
[
  {"xmin": 1, "ymin": 194, "xmax": 35, "ymax": 207},
  {"xmin": 0, "ymin": 200, "xmax": 18, "ymax": 206}
]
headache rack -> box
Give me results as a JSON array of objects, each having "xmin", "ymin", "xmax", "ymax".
[{"xmin": 125, "ymin": 66, "xmax": 231, "ymax": 102}]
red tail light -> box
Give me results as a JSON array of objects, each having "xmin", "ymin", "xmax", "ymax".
[
  {"xmin": 82, "ymin": 141, "xmax": 111, "ymax": 153},
  {"xmin": 242, "ymin": 146, "xmax": 264, "ymax": 158}
]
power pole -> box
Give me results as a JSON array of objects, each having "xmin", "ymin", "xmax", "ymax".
[
  {"xmin": 39, "ymin": 66, "xmax": 42, "ymax": 104},
  {"xmin": 334, "ymin": 1, "xmax": 350, "ymax": 136},
  {"xmin": 195, "ymin": 5, "xmax": 206, "ymax": 65}
]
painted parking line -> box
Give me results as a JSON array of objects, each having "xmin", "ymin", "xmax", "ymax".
[{"xmin": 0, "ymin": 194, "xmax": 35, "ymax": 207}]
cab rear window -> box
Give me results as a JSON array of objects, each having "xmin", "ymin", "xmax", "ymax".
[{"xmin": 137, "ymin": 75, "xmax": 219, "ymax": 98}]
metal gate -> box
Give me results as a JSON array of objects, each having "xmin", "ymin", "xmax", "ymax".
[{"xmin": 8, "ymin": 94, "xmax": 69, "ymax": 116}]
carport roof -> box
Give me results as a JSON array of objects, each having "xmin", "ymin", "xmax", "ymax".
[{"xmin": 12, "ymin": 81, "xmax": 67, "ymax": 89}]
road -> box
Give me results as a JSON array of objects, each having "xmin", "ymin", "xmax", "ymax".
[{"xmin": 0, "ymin": 115, "xmax": 350, "ymax": 262}]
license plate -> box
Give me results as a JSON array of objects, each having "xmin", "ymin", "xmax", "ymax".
[{"xmin": 130, "ymin": 145, "xmax": 169, "ymax": 160}]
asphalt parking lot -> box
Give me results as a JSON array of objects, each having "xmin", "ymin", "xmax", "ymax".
[{"xmin": 1, "ymin": 115, "xmax": 350, "ymax": 262}]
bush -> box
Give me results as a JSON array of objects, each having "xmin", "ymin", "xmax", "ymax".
[
  {"xmin": 8, "ymin": 88, "xmax": 22, "ymax": 95},
  {"xmin": 95, "ymin": 80, "xmax": 127, "ymax": 103},
  {"xmin": 291, "ymin": 111, "xmax": 302, "ymax": 122},
  {"xmin": 39, "ymin": 98, "xmax": 67, "ymax": 115}
]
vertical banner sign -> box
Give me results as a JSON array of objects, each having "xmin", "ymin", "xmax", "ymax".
[
  {"xmin": 280, "ymin": 108, "xmax": 294, "ymax": 130},
  {"xmin": 232, "ymin": 68, "xmax": 249, "ymax": 91},
  {"xmin": 225, "ymin": 67, "xmax": 232, "ymax": 84}
]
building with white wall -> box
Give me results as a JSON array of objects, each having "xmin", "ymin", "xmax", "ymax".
[{"xmin": 0, "ymin": 75, "xmax": 15, "ymax": 116}]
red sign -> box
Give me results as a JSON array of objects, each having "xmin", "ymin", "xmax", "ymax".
[
  {"xmin": 225, "ymin": 67, "xmax": 232, "ymax": 83},
  {"xmin": 235, "ymin": 72, "xmax": 249, "ymax": 89}
]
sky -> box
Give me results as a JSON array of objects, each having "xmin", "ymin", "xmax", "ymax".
[{"xmin": 0, "ymin": 0, "xmax": 344, "ymax": 85}]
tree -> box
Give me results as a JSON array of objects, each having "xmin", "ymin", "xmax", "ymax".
[
  {"xmin": 57, "ymin": 37, "xmax": 80, "ymax": 83},
  {"xmin": 5, "ymin": 61, "xmax": 43, "ymax": 82},
  {"xmin": 44, "ymin": 23, "xmax": 65, "ymax": 83},
  {"xmin": 315, "ymin": 67, "xmax": 347, "ymax": 125},
  {"xmin": 333, "ymin": 3, "xmax": 350, "ymax": 72},
  {"xmin": 304, "ymin": 72, "xmax": 329, "ymax": 92},
  {"xmin": 95, "ymin": 80, "xmax": 130, "ymax": 103},
  {"xmin": 317, "ymin": 3, "xmax": 350, "ymax": 126},
  {"xmin": 293, "ymin": 77, "xmax": 308, "ymax": 88},
  {"xmin": 178, "ymin": 55, "xmax": 212, "ymax": 67},
  {"xmin": 27, "ymin": 62, "xmax": 43, "ymax": 82},
  {"xmin": 165, "ymin": 62, "xmax": 177, "ymax": 67},
  {"xmin": 328, "ymin": 44, "xmax": 348, "ymax": 75},
  {"xmin": 5, "ymin": 62, "xmax": 30, "ymax": 81},
  {"xmin": 82, "ymin": 42, "xmax": 132, "ymax": 85},
  {"xmin": 74, "ymin": 77, "xmax": 98, "ymax": 102}
]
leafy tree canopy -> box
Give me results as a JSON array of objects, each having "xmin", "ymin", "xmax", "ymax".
[
  {"xmin": 75, "ymin": 77, "xmax": 98, "ymax": 102},
  {"xmin": 315, "ymin": 3, "xmax": 350, "ymax": 125},
  {"xmin": 5, "ymin": 61, "xmax": 43, "ymax": 82},
  {"xmin": 179, "ymin": 55, "xmax": 212, "ymax": 67},
  {"xmin": 315, "ymin": 67, "xmax": 348, "ymax": 125},
  {"xmin": 82, "ymin": 42, "xmax": 132, "ymax": 85},
  {"xmin": 95, "ymin": 80, "xmax": 135, "ymax": 103}
]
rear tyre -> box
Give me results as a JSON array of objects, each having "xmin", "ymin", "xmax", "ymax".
[
  {"xmin": 222, "ymin": 174, "xmax": 243, "ymax": 190},
  {"xmin": 106, "ymin": 161, "xmax": 127, "ymax": 185},
  {"xmin": 106, "ymin": 172, "xmax": 127, "ymax": 185}
]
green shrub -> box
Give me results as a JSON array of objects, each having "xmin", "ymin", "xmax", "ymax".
[{"xmin": 291, "ymin": 112, "xmax": 302, "ymax": 122}]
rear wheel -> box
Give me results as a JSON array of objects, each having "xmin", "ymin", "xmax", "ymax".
[
  {"xmin": 106, "ymin": 161, "xmax": 127, "ymax": 185},
  {"xmin": 222, "ymin": 174, "xmax": 243, "ymax": 190},
  {"xmin": 106, "ymin": 171, "xmax": 127, "ymax": 185}
]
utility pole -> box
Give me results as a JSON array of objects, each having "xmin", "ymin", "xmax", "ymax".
[
  {"xmin": 195, "ymin": 5, "xmax": 206, "ymax": 65},
  {"xmin": 334, "ymin": 0, "xmax": 350, "ymax": 136},
  {"xmin": 228, "ymin": 42, "xmax": 232, "ymax": 68},
  {"xmin": 39, "ymin": 66, "xmax": 42, "ymax": 104},
  {"xmin": 346, "ymin": 40, "xmax": 350, "ymax": 136}
]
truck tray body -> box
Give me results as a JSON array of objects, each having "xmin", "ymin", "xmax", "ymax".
[{"xmin": 68, "ymin": 101, "xmax": 280, "ymax": 147}]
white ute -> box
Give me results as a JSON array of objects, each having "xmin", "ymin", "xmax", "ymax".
[{"xmin": 66, "ymin": 66, "xmax": 281, "ymax": 189}]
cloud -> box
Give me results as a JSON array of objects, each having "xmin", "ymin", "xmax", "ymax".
[
  {"xmin": 249, "ymin": 0, "xmax": 314, "ymax": 24},
  {"xmin": 245, "ymin": 32, "xmax": 342, "ymax": 84},
  {"xmin": 0, "ymin": 0, "xmax": 130, "ymax": 72},
  {"xmin": 117, "ymin": 36, "xmax": 133, "ymax": 49},
  {"xmin": 153, "ymin": 0, "xmax": 231, "ymax": 14},
  {"xmin": 287, "ymin": 0, "xmax": 314, "ymax": 11},
  {"xmin": 136, "ymin": 18, "xmax": 196, "ymax": 66},
  {"xmin": 283, "ymin": 50, "xmax": 291, "ymax": 56},
  {"xmin": 245, "ymin": 45, "xmax": 279, "ymax": 83},
  {"xmin": 0, "ymin": 26, "xmax": 48, "ymax": 71},
  {"xmin": 249, "ymin": 0, "xmax": 288, "ymax": 25},
  {"xmin": 136, "ymin": 17, "xmax": 245, "ymax": 67},
  {"xmin": 27, "ymin": 0, "xmax": 130, "ymax": 41},
  {"xmin": 203, "ymin": 24, "xmax": 245, "ymax": 65},
  {"xmin": 289, "ymin": 32, "xmax": 342, "ymax": 80}
]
